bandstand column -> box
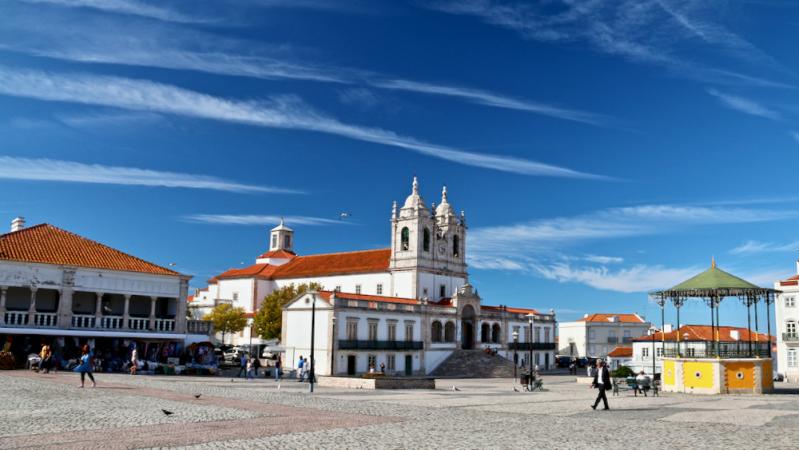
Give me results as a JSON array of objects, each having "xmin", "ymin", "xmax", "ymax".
[
  {"xmin": 708, "ymin": 296, "xmax": 716, "ymax": 357},
  {"xmin": 745, "ymin": 295, "xmax": 753, "ymax": 357},
  {"xmin": 765, "ymin": 292, "xmax": 773, "ymax": 358},
  {"xmin": 672, "ymin": 297, "xmax": 684, "ymax": 357},
  {"xmin": 753, "ymin": 296, "xmax": 760, "ymax": 357}
]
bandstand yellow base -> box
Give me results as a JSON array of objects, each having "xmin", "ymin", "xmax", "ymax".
[{"xmin": 662, "ymin": 358, "xmax": 773, "ymax": 395}]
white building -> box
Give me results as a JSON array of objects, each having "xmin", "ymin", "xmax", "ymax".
[
  {"xmin": 0, "ymin": 218, "xmax": 208, "ymax": 367},
  {"xmin": 558, "ymin": 313, "xmax": 650, "ymax": 358},
  {"xmin": 776, "ymin": 264, "xmax": 799, "ymax": 382},
  {"xmin": 194, "ymin": 178, "xmax": 556, "ymax": 375},
  {"xmin": 629, "ymin": 325, "xmax": 772, "ymax": 375}
]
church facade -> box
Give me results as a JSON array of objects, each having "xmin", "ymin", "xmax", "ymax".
[{"xmin": 192, "ymin": 178, "xmax": 556, "ymax": 375}]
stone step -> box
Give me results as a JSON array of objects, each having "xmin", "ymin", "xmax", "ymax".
[{"xmin": 430, "ymin": 349, "xmax": 518, "ymax": 378}]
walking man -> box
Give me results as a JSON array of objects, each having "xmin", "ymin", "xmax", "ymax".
[
  {"xmin": 591, "ymin": 359, "xmax": 611, "ymax": 411},
  {"xmin": 237, "ymin": 352, "xmax": 247, "ymax": 378},
  {"xmin": 297, "ymin": 355, "xmax": 305, "ymax": 382}
]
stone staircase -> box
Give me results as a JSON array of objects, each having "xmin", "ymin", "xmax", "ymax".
[{"xmin": 429, "ymin": 349, "xmax": 517, "ymax": 378}]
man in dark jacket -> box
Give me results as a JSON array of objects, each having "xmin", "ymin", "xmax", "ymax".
[{"xmin": 591, "ymin": 359, "xmax": 611, "ymax": 410}]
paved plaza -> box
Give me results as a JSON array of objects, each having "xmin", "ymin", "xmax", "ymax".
[{"xmin": 1, "ymin": 371, "xmax": 799, "ymax": 449}]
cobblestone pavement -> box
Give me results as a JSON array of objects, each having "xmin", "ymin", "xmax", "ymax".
[{"xmin": 2, "ymin": 371, "xmax": 799, "ymax": 449}]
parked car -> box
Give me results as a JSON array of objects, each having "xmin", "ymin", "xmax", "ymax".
[
  {"xmin": 555, "ymin": 356, "xmax": 572, "ymax": 368},
  {"xmin": 222, "ymin": 348, "xmax": 245, "ymax": 364}
]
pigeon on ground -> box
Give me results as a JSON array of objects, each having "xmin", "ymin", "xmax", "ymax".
[
  {"xmin": 513, "ymin": 386, "xmax": 520, "ymax": 392},
  {"xmin": 451, "ymin": 386, "xmax": 460, "ymax": 392},
  {"xmin": 230, "ymin": 379, "xmax": 235, "ymax": 383},
  {"xmin": 161, "ymin": 409, "xmax": 174, "ymax": 416},
  {"xmin": 194, "ymin": 394, "xmax": 202, "ymax": 399}
]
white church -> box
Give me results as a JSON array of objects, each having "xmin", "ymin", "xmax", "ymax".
[{"xmin": 192, "ymin": 178, "xmax": 556, "ymax": 376}]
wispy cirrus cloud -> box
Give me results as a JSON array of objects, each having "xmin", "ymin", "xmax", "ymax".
[
  {"xmin": 18, "ymin": 0, "xmax": 208, "ymax": 24},
  {"xmin": 0, "ymin": 8, "xmax": 608, "ymax": 125},
  {"xmin": 427, "ymin": 0, "xmax": 792, "ymax": 88},
  {"xmin": 0, "ymin": 66, "xmax": 606, "ymax": 179},
  {"xmin": 790, "ymin": 131, "xmax": 799, "ymax": 144},
  {"xmin": 468, "ymin": 203, "xmax": 798, "ymax": 292},
  {"xmin": 706, "ymin": 88, "xmax": 781, "ymax": 120},
  {"xmin": 0, "ymin": 156, "xmax": 299, "ymax": 194},
  {"xmin": 371, "ymin": 79, "xmax": 609, "ymax": 125},
  {"xmin": 183, "ymin": 214, "xmax": 342, "ymax": 226},
  {"xmin": 729, "ymin": 239, "xmax": 799, "ymax": 254}
]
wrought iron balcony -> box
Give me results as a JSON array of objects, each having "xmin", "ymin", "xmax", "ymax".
[
  {"xmin": 338, "ymin": 340, "xmax": 424, "ymax": 350},
  {"xmin": 508, "ymin": 342, "xmax": 556, "ymax": 351},
  {"xmin": 783, "ymin": 333, "xmax": 799, "ymax": 342},
  {"xmin": 187, "ymin": 320, "xmax": 213, "ymax": 335},
  {"xmin": 607, "ymin": 337, "xmax": 619, "ymax": 344}
]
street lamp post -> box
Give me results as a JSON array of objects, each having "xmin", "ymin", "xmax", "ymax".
[
  {"xmin": 650, "ymin": 325, "xmax": 657, "ymax": 377},
  {"xmin": 330, "ymin": 316, "xmax": 336, "ymax": 376},
  {"xmin": 527, "ymin": 313, "xmax": 535, "ymax": 392},
  {"xmin": 512, "ymin": 330, "xmax": 519, "ymax": 379},
  {"xmin": 309, "ymin": 292, "xmax": 316, "ymax": 393}
]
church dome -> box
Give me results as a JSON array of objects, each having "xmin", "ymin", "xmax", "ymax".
[
  {"xmin": 403, "ymin": 176, "xmax": 427, "ymax": 210},
  {"xmin": 435, "ymin": 186, "xmax": 453, "ymax": 217}
]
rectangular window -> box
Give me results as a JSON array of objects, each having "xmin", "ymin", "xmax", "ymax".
[
  {"xmin": 232, "ymin": 292, "xmax": 239, "ymax": 302},
  {"xmin": 642, "ymin": 348, "xmax": 649, "ymax": 358},
  {"xmin": 512, "ymin": 326, "xmax": 520, "ymax": 341},
  {"xmin": 387, "ymin": 354, "xmax": 396, "ymax": 371},
  {"xmin": 334, "ymin": 285, "xmax": 341, "ymax": 292},
  {"xmin": 687, "ymin": 348, "xmax": 696, "ymax": 357},
  {"xmin": 544, "ymin": 328, "xmax": 551, "ymax": 343},
  {"xmin": 284, "ymin": 235, "xmax": 291, "ymax": 248},
  {"xmin": 656, "ymin": 348, "xmax": 663, "ymax": 358},
  {"xmin": 368, "ymin": 355, "xmax": 376, "ymax": 370},
  {"xmin": 376, "ymin": 283, "xmax": 383, "ymax": 295},
  {"xmin": 368, "ymin": 321, "xmax": 378, "ymax": 341},
  {"xmin": 355, "ymin": 285, "xmax": 362, "ymax": 294},
  {"xmin": 535, "ymin": 327, "xmax": 542, "ymax": 343},
  {"xmin": 271, "ymin": 235, "xmax": 277, "ymax": 248},
  {"xmin": 439, "ymin": 285, "xmax": 446, "ymax": 298},
  {"xmin": 346, "ymin": 321, "xmax": 358, "ymax": 340},
  {"xmin": 789, "ymin": 349, "xmax": 797, "ymax": 367},
  {"xmin": 787, "ymin": 297, "xmax": 796, "ymax": 308},
  {"xmin": 623, "ymin": 330, "xmax": 631, "ymax": 338},
  {"xmin": 387, "ymin": 322, "xmax": 397, "ymax": 341},
  {"xmin": 589, "ymin": 329, "xmax": 596, "ymax": 340},
  {"xmin": 405, "ymin": 323, "xmax": 414, "ymax": 341}
]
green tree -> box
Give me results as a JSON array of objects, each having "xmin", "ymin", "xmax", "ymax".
[
  {"xmin": 253, "ymin": 283, "xmax": 322, "ymax": 340},
  {"xmin": 204, "ymin": 303, "xmax": 247, "ymax": 344}
]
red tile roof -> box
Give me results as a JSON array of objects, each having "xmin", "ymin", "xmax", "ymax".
[
  {"xmin": 633, "ymin": 325, "xmax": 774, "ymax": 343},
  {"xmin": 607, "ymin": 346, "xmax": 633, "ymax": 358},
  {"xmin": 578, "ymin": 313, "xmax": 645, "ymax": 323},
  {"xmin": 0, "ymin": 224, "xmax": 180, "ymax": 276},
  {"xmin": 318, "ymin": 290, "xmax": 419, "ymax": 305},
  {"xmin": 215, "ymin": 263, "xmax": 279, "ymax": 280},
  {"xmin": 481, "ymin": 305, "xmax": 541, "ymax": 315},
  {"xmin": 257, "ymin": 249, "xmax": 296, "ymax": 259},
  {"xmin": 271, "ymin": 248, "xmax": 390, "ymax": 279},
  {"xmin": 779, "ymin": 273, "xmax": 799, "ymax": 286}
]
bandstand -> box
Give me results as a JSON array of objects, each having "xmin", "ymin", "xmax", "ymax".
[{"xmin": 649, "ymin": 259, "xmax": 777, "ymax": 395}]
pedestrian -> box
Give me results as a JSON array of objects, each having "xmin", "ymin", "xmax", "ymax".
[
  {"xmin": 274, "ymin": 356, "xmax": 282, "ymax": 381},
  {"xmin": 130, "ymin": 347, "xmax": 138, "ymax": 375},
  {"xmin": 74, "ymin": 344, "xmax": 96, "ymax": 388},
  {"xmin": 253, "ymin": 355, "xmax": 261, "ymax": 377},
  {"xmin": 380, "ymin": 362, "xmax": 386, "ymax": 373},
  {"xmin": 246, "ymin": 356, "xmax": 254, "ymax": 380},
  {"xmin": 237, "ymin": 352, "xmax": 247, "ymax": 378},
  {"xmin": 590, "ymin": 360, "xmax": 610, "ymax": 411},
  {"xmin": 297, "ymin": 355, "xmax": 305, "ymax": 382}
]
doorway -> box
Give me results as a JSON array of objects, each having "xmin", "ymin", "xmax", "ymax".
[
  {"xmin": 545, "ymin": 353, "xmax": 550, "ymax": 370},
  {"xmin": 347, "ymin": 355, "xmax": 356, "ymax": 376},
  {"xmin": 404, "ymin": 355, "xmax": 413, "ymax": 376},
  {"xmin": 461, "ymin": 304, "xmax": 476, "ymax": 349}
]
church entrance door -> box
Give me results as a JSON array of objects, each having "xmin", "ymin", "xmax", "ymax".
[{"xmin": 461, "ymin": 304, "xmax": 476, "ymax": 349}]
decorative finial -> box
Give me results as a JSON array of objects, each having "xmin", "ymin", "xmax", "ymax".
[
  {"xmin": 391, "ymin": 200, "xmax": 397, "ymax": 218},
  {"xmin": 280, "ymin": 217, "xmax": 284, "ymax": 226},
  {"xmin": 412, "ymin": 176, "xmax": 419, "ymax": 195},
  {"xmin": 711, "ymin": 256, "xmax": 716, "ymax": 269},
  {"xmin": 441, "ymin": 185, "xmax": 448, "ymax": 202}
]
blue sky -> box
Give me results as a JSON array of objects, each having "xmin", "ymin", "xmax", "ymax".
[{"xmin": 1, "ymin": 0, "xmax": 798, "ymax": 329}]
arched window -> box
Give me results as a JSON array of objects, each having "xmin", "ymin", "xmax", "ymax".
[
  {"xmin": 444, "ymin": 321, "xmax": 456, "ymax": 342},
  {"xmin": 481, "ymin": 323, "xmax": 490, "ymax": 342},
  {"xmin": 453, "ymin": 234, "xmax": 460, "ymax": 257},
  {"xmin": 401, "ymin": 227, "xmax": 410, "ymax": 251},
  {"xmin": 431, "ymin": 321, "xmax": 443, "ymax": 342},
  {"xmin": 423, "ymin": 228, "xmax": 430, "ymax": 252},
  {"xmin": 492, "ymin": 323, "xmax": 501, "ymax": 343}
]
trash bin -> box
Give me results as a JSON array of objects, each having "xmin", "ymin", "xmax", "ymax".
[{"xmin": 520, "ymin": 373, "xmax": 529, "ymax": 386}]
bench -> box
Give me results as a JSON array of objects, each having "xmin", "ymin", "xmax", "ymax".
[{"xmin": 612, "ymin": 377, "xmax": 659, "ymax": 397}]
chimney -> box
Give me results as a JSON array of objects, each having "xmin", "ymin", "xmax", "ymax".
[
  {"xmin": 663, "ymin": 324, "xmax": 673, "ymax": 333},
  {"xmin": 10, "ymin": 217, "xmax": 25, "ymax": 232}
]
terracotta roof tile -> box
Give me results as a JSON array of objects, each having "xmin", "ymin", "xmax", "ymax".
[
  {"xmin": 271, "ymin": 248, "xmax": 390, "ymax": 279},
  {"xmin": 608, "ymin": 346, "xmax": 633, "ymax": 357},
  {"xmin": 215, "ymin": 263, "xmax": 279, "ymax": 280},
  {"xmin": 257, "ymin": 249, "xmax": 297, "ymax": 259},
  {"xmin": 578, "ymin": 313, "xmax": 645, "ymax": 323},
  {"xmin": 0, "ymin": 224, "xmax": 179, "ymax": 276},
  {"xmin": 481, "ymin": 305, "xmax": 541, "ymax": 315},
  {"xmin": 632, "ymin": 325, "xmax": 773, "ymax": 342}
]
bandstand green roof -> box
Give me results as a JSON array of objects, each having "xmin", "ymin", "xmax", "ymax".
[{"xmin": 651, "ymin": 259, "xmax": 778, "ymax": 298}]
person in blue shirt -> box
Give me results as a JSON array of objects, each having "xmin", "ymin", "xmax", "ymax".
[{"xmin": 73, "ymin": 344, "xmax": 96, "ymax": 388}]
